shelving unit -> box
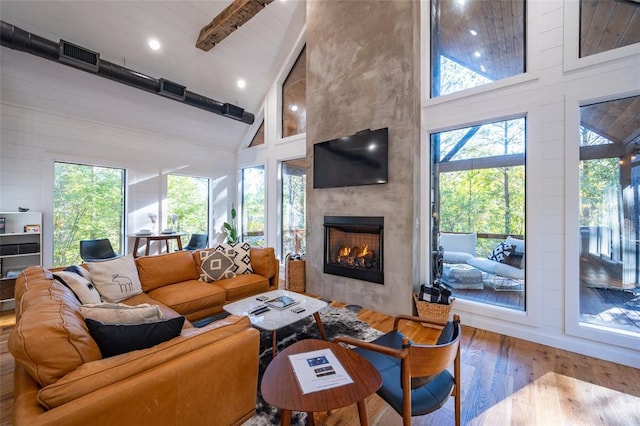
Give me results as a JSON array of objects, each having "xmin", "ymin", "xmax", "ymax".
[{"xmin": 1, "ymin": 211, "xmax": 42, "ymax": 310}]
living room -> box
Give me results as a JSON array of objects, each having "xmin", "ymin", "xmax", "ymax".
[{"xmin": 1, "ymin": 0, "xmax": 639, "ymax": 424}]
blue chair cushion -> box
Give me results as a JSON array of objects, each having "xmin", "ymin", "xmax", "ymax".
[{"xmin": 354, "ymin": 329, "xmax": 455, "ymax": 417}]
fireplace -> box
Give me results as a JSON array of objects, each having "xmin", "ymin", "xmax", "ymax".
[{"xmin": 323, "ymin": 216, "xmax": 384, "ymax": 284}]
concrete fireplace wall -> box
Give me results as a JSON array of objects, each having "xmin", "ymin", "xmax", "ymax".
[{"xmin": 306, "ymin": 0, "xmax": 421, "ymax": 315}]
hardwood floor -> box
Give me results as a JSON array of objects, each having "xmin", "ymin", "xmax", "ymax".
[{"xmin": 1, "ymin": 306, "xmax": 639, "ymax": 426}]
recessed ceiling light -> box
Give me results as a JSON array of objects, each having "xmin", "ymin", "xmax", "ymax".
[
  {"xmin": 470, "ymin": 29, "xmax": 477, "ymax": 36},
  {"xmin": 148, "ymin": 39, "xmax": 161, "ymax": 51},
  {"xmin": 237, "ymin": 79, "xmax": 246, "ymax": 89},
  {"xmin": 474, "ymin": 51, "xmax": 481, "ymax": 58},
  {"xmin": 290, "ymin": 105, "xmax": 298, "ymax": 112}
]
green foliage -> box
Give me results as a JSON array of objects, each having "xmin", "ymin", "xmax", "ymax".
[
  {"xmin": 53, "ymin": 163, "xmax": 124, "ymax": 266},
  {"xmin": 223, "ymin": 206, "xmax": 239, "ymax": 244},
  {"xmin": 167, "ymin": 175, "xmax": 209, "ymax": 245},
  {"xmin": 241, "ymin": 166, "xmax": 265, "ymax": 246}
]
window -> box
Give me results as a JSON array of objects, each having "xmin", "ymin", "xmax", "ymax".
[
  {"xmin": 249, "ymin": 120, "xmax": 265, "ymax": 147},
  {"xmin": 578, "ymin": 95, "xmax": 640, "ymax": 335},
  {"xmin": 281, "ymin": 159, "xmax": 307, "ymax": 258},
  {"xmin": 580, "ymin": 0, "xmax": 640, "ymax": 58},
  {"xmin": 431, "ymin": 0, "xmax": 526, "ymax": 97},
  {"xmin": 242, "ymin": 165, "xmax": 265, "ymax": 247},
  {"xmin": 53, "ymin": 162, "xmax": 125, "ymax": 266},
  {"xmin": 282, "ymin": 47, "xmax": 306, "ymax": 138},
  {"xmin": 167, "ymin": 175, "xmax": 209, "ymax": 246},
  {"xmin": 431, "ymin": 117, "xmax": 526, "ymax": 310}
]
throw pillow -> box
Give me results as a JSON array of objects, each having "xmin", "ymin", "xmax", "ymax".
[
  {"xmin": 85, "ymin": 316, "xmax": 185, "ymax": 358},
  {"xmin": 86, "ymin": 255, "xmax": 143, "ymax": 303},
  {"xmin": 198, "ymin": 250, "xmax": 236, "ymax": 282},
  {"xmin": 488, "ymin": 242, "xmax": 512, "ymax": 262},
  {"xmin": 53, "ymin": 270, "xmax": 102, "ymax": 305},
  {"xmin": 79, "ymin": 303, "xmax": 163, "ymax": 324},
  {"xmin": 504, "ymin": 245, "xmax": 525, "ymax": 269},
  {"xmin": 215, "ymin": 242, "xmax": 253, "ymax": 275}
]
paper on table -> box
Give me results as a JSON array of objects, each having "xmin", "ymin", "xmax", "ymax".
[{"xmin": 288, "ymin": 348, "xmax": 353, "ymax": 394}]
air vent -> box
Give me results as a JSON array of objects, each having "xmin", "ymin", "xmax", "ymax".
[
  {"xmin": 222, "ymin": 103, "xmax": 245, "ymax": 120},
  {"xmin": 158, "ymin": 78, "xmax": 186, "ymax": 101},
  {"xmin": 58, "ymin": 40, "xmax": 99, "ymax": 72}
]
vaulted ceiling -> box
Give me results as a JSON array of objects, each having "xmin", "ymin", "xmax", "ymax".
[{"xmin": 0, "ymin": 0, "xmax": 305, "ymax": 150}]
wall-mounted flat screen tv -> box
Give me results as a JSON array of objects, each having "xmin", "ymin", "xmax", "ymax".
[{"xmin": 313, "ymin": 127, "xmax": 388, "ymax": 188}]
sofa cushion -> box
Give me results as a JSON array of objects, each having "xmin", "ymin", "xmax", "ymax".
[
  {"xmin": 80, "ymin": 303, "xmax": 163, "ymax": 324},
  {"xmin": 135, "ymin": 251, "xmax": 200, "ymax": 292},
  {"xmin": 438, "ymin": 232, "xmax": 476, "ymax": 256},
  {"xmin": 147, "ymin": 279, "xmax": 226, "ymax": 317},
  {"xmin": 85, "ymin": 316, "xmax": 185, "ymax": 358},
  {"xmin": 86, "ymin": 255, "xmax": 143, "ymax": 303},
  {"xmin": 9, "ymin": 276, "xmax": 102, "ymax": 387},
  {"xmin": 249, "ymin": 247, "xmax": 277, "ymax": 279},
  {"xmin": 53, "ymin": 270, "xmax": 102, "ymax": 304},
  {"xmin": 213, "ymin": 273, "xmax": 270, "ymax": 302},
  {"xmin": 198, "ymin": 249, "xmax": 236, "ymax": 281}
]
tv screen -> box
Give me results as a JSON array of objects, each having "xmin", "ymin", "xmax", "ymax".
[{"xmin": 313, "ymin": 127, "xmax": 388, "ymax": 188}]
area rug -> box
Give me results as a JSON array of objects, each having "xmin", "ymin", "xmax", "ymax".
[{"xmin": 242, "ymin": 303, "xmax": 384, "ymax": 426}]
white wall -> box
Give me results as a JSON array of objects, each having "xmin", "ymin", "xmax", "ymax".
[
  {"xmin": 0, "ymin": 48, "xmax": 241, "ymax": 267},
  {"xmin": 420, "ymin": 0, "xmax": 640, "ymax": 367}
]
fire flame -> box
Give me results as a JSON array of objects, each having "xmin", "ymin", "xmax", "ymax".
[
  {"xmin": 338, "ymin": 246, "xmax": 351, "ymax": 257},
  {"xmin": 358, "ymin": 244, "xmax": 369, "ymax": 257}
]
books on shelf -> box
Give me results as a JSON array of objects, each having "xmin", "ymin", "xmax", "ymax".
[
  {"xmin": 265, "ymin": 294, "xmax": 299, "ymax": 310},
  {"xmin": 288, "ymin": 348, "xmax": 353, "ymax": 394}
]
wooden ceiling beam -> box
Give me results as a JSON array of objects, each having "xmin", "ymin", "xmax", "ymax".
[{"xmin": 196, "ymin": 0, "xmax": 274, "ymax": 51}]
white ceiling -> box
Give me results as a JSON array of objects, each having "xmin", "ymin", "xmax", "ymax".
[{"xmin": 0, "ymin": 0, "xmax": 306, "ymax": 150}]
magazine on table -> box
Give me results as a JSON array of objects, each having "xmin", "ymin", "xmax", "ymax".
[
  {"xmin": 265, "ymin": 294, "xmax": 299, "ymax": 310},
  {"xmin": 288, "ymin": 348, "xmax": 353, "ymax": 394}
]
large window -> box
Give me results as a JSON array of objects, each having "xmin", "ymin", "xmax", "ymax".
[
  {"xmin": 282, "ymin": 47, "xmax": 306, "ymax": 138},
  {"xmin": 579, "ymin": 96, "xmax": 640, "ymax": 335},
  {"xmin": 431, "ymin": 0, "xmax": 526, "ymax": 97},
  {"xmin": 281, "ymin": 159, "xmax": 307, "ymax": 259},
  {"xmin": 53, "ymin": 162, "xmax": 125, "ymax": 266},
  {"xmin": 242, "ymin": 165, "xmax": 265, "ymax": 247},
  {"xmin": 431, "ymin": 117, "xmax": 526, "ymax": 310},
  {"xmin": 167, "ymin": 174, "xmax": 209, "ymax": 246}
]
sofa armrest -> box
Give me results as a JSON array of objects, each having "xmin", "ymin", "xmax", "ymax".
[
  {"xmin": 35, "ymin": 315, "xmax": 256, "ymax": 409},
  {"xmin": 250, "ymin": 247, "xmax": 279, "ymax": 289},
  {"xmin": 15, "ymin": 325, "xmax": 259, "ymax": 426}
]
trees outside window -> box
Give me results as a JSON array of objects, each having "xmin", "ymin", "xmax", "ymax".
[
  {"xmin": 167, "ymin": 175, "xmax": 209, "ymax": 246},
  {"xmin": 281, "ymin": 159, "xmax": 306, "ymax": 259},
  {"xmin": 578, "ymin": 96, "xmax": 640, "ymax": 335},
  {"xmin": 432, "ymin": 117, "xmax": 526, "ymax": 310},
  {"xmin": 53, "ymin": 162, "xmax": 125, "ymax": 267},
  {"xmin": 242, "ymin": 165, "xmax": 265, "ymax": 247},
  {"xmin": 431, "ymin": 0, "xmax": 525, "ymax": 97}
]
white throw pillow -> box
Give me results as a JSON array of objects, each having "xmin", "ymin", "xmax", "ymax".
[
  {"xmin": 86, "ymin": 255, "xmax": 143, "ymax": 303},
  {"xmin": 53, "ymin": 270, "xmax": 102, "ymax": 305},
  {"xmin": 80, "ymin": 303, "xmax": 163, "ymax": 324},
  {"xmin": 438, "ymin": 233, "xmax": 477, "ymax": 256},
  {"xmin": 442, "ymin": 251, "xmax": 474, "ymax": 264},
  {"xmin": 215, "ymin": 242, "xmax": 253, "ymax": 275}
]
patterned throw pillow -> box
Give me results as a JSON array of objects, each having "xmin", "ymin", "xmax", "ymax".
[
  {"xmin": 216, "ymin": 242, "xmax": 253, "ymax": 275},
  {"xmin": 54, "ymin": 269, "xmax": 102, "ymax": 304},
  {"xmin": 199, "ymin": 250, "xmax": 236, "ymax": 282},
  {"xmin": 488, "ymin": 242, "xmax": 512, "ymax": 263}
]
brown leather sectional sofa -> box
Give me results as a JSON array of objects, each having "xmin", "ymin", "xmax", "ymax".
[{"xmin": 9, "ymin": 247, "xmax": 279, "ymax": 426}]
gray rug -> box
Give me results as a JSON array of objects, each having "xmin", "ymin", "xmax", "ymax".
[{"xmin": 242, "ymin": 303, "xmax": 384, "ymax": 426}]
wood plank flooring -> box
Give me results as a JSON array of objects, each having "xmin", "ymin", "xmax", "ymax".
[{"xmin": 2, "ymin": 306, "xmax": 639, "ymax": 426}]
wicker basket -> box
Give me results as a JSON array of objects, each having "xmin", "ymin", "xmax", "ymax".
[
  {"xmin": 285, "ymin": 254, "xmax": 306, "ymax": 292},
  {"xmin": 413, "ymin": 293, "xmax": 455, "ymax": 329}
]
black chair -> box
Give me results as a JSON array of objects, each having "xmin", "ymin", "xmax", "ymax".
[
  {"xmin": 79, "ymin": 238, "xmax": 121, "ymax": 262},
  {"xmin": 334, "ymin": 314, "xmax": 462, "ymax": 426},
  {"xmin": 182, "ymin": 233, "xmax": 208, "ymax": 251}
]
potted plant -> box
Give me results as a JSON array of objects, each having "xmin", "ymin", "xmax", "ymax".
[{"xmin": 222, "ymin": 206, "xmax": 239, "ymax": 244}]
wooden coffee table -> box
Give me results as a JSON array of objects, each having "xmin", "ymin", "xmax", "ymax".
[{"xmin": 261, "ymin": 339, "xmax": 382, "ymax": 425}]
